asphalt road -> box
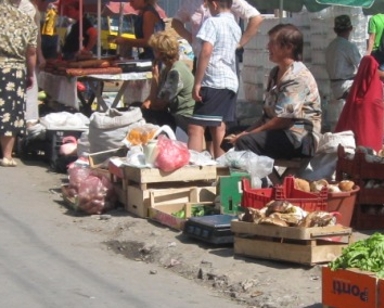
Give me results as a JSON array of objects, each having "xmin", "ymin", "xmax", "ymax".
[{"xmin": 0, "ymin": 160, "xmax": 241, "ymax": 308}]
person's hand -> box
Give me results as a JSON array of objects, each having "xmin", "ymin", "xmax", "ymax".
[
  {"xmin": 107, "ymin": 35, "xmax": 117, "ymax": 44},
  {"xmin": 38, "ymin": 58, "xmax": 46, "ymax": 70},
  {"xmin": 108, "ymin": 35, "xmax": 126, "ymax": 45},
  {"xmin": 192, "ymin": 83, "xmax": 202, "ymax": 102},
  {"xmin": 26, "ymin": 75, "xmax": 34, "ymax": 90},
  {"xmin": 142, "ymin": 100, "xmax": 151, "ymax": 109},
  {"xmin": 227, "ymin": 131, "xmax": 247, "ymax": 144}
]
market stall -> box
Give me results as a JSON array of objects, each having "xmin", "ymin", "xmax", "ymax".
[
  {"xmin": 38, "ymin": 57, "xmax": 152, "ymax": 112},
  {"xmin": 38, "ymin": 70, "xmax": 151, "ymax": 111}
]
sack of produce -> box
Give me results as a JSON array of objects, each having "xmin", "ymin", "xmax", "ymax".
[
  {"xmin": 65, "ymin": 166, "xmax": 116, "ymax": 214},
  {"xmin": 88, "ymin": 107, "xmax": 144, "ymax": 153}
]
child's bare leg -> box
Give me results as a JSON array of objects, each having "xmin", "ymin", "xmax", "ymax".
[
  {"xmin": 188, "ymin": 124, "xmax": 205, "ymax": 152},
  {"xmin": 209, "ymin": 122, "xmax": 226, "ymax": 158}
]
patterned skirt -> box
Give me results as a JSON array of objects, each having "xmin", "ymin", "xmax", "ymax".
[{"xmin": 0, "ymin": 67, "xmax": 26, "ymax": 137}]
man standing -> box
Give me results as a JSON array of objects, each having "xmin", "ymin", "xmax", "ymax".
[
  {"xmin": 61, "ymin": 2, "xmax": 97, "ymax": 60},
  {"xmin": 325, "ymin": 15, "xmax": 361, "ymax": 101},
  {"xmin": 366, "ymin": 13, "xmax": 384, "ymax": 71},
  {"xmin": 325, "ymin": 15, "xmax": 361, "ymax": 131}
]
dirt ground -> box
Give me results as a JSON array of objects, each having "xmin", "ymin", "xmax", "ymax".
[{"xmin": 48, "ymin": 169, "xmax": 372, "ymax": 308}]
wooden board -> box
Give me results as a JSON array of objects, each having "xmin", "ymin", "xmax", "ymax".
[
  {"xmin": 148, "ymin": 203, "xmax": 189, "ymax": 231},
  {"xmin": 231, "ymin": 220, "xmax": 352, "ymax": 240},
  {"xmin": 88, "ymin": 148, "xmax": 127, "ymax": 168},
  {"xmin": 122, "ymin": 165, "xmax": 217, "ymax": 186},
  {"xmin": 90, "ymin": 167, "xmax": 111, "ymax": 179},
  {"xmin": 234, "ymin": 236, "xmax": 348, "ymax": 266}
]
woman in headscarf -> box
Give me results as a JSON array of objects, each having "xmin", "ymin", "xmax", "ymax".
[
  {"xmin": 0, "ymin": 0, "xmax": 38, "ymax": 166},
  {"xmin": 111, "ymin": 0, "xmax": 165, "ymax": 60},
  {"xmin": 335, "ymin": 55, "xmax": 384, "ymax": 152}
]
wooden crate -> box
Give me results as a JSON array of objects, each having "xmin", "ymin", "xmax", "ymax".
[
  {"xmin": 122, "ymin": 165, "xmax": 217, "ymax": 189},
  {"xmin": 113, "ymin": 183, "xmax": 127, "ymax": 207},
  {"xmin": 231, "ymin": 221, "xmax": 352, "ymax": 266},
  {"xmin": 109, "ymin": 161, "xmax": 128, "ymax": 194},
  {"xmin": 125, "ymin": 185, "xmax": 216, "ymax": 218},
  {"xmin": 90, "ymin": 167, "xmax": 111, "ymax": 179},
  {"xmin": 148, "ymin": 202, "xmax": 214, "ymax": 231}
]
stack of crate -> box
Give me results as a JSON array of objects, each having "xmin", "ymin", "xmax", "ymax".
[
  {"xmin": 231, "ymin": 221, "xmax": 352, "ymax": 266},
  {"xmin": 119, "ymin": 165, "xmax": 218, "ymax": 218},
  {"xmin": 336, "ymin": 146, "xmax": 384, "ymax": 230}
]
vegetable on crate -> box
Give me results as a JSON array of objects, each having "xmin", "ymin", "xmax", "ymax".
[
  {"xmin": 172, "ymin": 209, "xmax": 186, "ymax": 219},
  {"xmin": 171, "ymin": 204, "xmax": 217, "ymax": 219},
  {"xmin": 329, "ymin": 232, "xmax": 384, "ymax": 278}
]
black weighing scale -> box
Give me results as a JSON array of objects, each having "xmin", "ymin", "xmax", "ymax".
[{"xmin": 183, "ymin": 214, "xmax": 236, "ymax": 244}]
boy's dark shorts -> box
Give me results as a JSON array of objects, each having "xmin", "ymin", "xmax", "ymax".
[{"xmin": 189, "ymin": 87, "xmax": 236, "ymax": 127}]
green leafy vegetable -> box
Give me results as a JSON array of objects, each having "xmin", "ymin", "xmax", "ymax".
[{"xmin": 329, "ymin": 232, "xmax": 384, "ymax": 278}]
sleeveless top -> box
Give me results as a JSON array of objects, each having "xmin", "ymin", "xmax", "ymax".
[{"xmin": 134, "ymin": 5, "xmax": 165, "ymax": 60}]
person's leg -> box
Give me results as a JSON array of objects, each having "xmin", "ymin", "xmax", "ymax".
[
  {"xmin": 235, "ymin": 130, "xmax": 303, "ymax": 159},
  {"xmin": 188, "ymin": 124, "xmax": 205, "ymax": 152},
  {"xmin": 0, "ymin": 136, "xmax": 17, "ymax": 166},
  {"xmin": 209, "ymin": 122, "xmax": 226, "ymax": 158},
  {"xmin": 25, "ymin": 71, "xmax": 39, "ymax": 125},
  {"xmin": 204, "ymin": 129, "xmax": 213, "ymax": 155}
]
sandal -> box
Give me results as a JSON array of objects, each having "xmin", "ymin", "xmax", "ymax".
[{"xmin": 1, "ymin": 157, "xmax": 17, "ymax": 167}]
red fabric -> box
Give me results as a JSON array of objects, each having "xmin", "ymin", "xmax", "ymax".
[{"xmin": 334, "ymin": 55, "xmax": 384, "ymax": 152}]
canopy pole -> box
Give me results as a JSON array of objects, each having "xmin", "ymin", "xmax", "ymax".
[
  {"xmin": 279, "ymin": 0, "xmax": 283, "ymax": 23},
  {"xmin": 79, "ymin": 0, "xmax": 83, "ymax": 51},
  {"xmin": 97, "ymin": 0, "xmax": 101, "ymax": 59}
]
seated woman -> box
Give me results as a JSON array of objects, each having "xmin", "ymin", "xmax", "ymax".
[
  {"xmin": 228, "ymin": 24, "xmax": 322, "ymax": 160},
  {"xmin": 140, "ymin": 31, "xmax": 195, "ymax": 135}
]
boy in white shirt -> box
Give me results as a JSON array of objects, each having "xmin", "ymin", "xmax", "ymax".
[{"xmin": 188, "ymin": 0, "xmax": 241, "ymax": 158}]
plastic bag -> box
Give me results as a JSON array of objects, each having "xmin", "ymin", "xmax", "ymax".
[
  {"xmin": 189, "ymin": 150, "xmax": 217, "ymax": 166},
  {"xmin": 126, "ymin": 145, "xmax": 146, "ymax": 166},
  {"xmin": 122, "ymin": 123, "xmax": 160, "ymax": 147},
  {"xmin": 154, "ymin": 135, "xmax": 190, "ymax": 172}
]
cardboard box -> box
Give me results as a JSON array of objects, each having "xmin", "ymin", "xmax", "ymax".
[
  {"xmin": 125, "ymin": 185, "xmax": 216, "ymax": 218},
  {"xmin": 322, "ymin": 266, "xmax": 383, "ymax": 308},
  {"xmin": 379, "ymin": 279, "xmax": 384, "ymax": 308}
]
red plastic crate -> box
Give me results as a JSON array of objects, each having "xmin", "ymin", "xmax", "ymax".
[
  {"xmin": 241, "ymin": 176, "xmax": 327, "ymax": 212},
  {"xmin": 240, "ymin": 178, "xmax": 274, "ymax": 209},
  {"xmin": 275, "ymin": 176, "xmax": 328, "ymax": 212}
]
